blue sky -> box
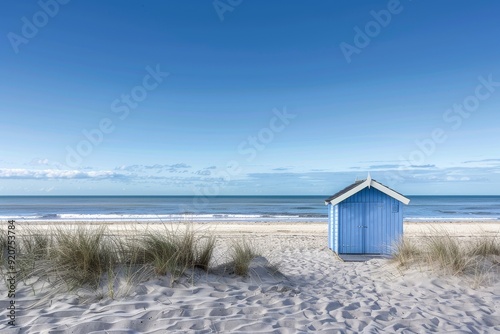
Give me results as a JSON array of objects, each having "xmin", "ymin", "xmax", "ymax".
[{"xmin": 1, "ymin": 0, "xmax": 500, "ymax": 195}]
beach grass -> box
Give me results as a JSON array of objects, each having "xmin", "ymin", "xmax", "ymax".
[
  {"xmin": 426, "ymin": 232, "xmax": 470, "ymax": 274},
  {"xmin": 230, "ymin": 239, "xmax": 260, "ymax": 276},
  {"xmin": 130, "ymin": 231, "xmax": 179, "ymax": 275},
  {"xmin": 0, "ymin": 233, "xmax": 6, "ymax": 264},
  {"xmin": 194, "ymin": 235, "xmax": 216, "ymax": 271},
  {"xmin": 128, "ymin": 226, "xmax": 200, "ymax": 279},
  {"xmin": 469, "ymin": 235, "xmax": 500, "ymax": 257},
  {"xmin": 393, "ymin": 229, "xmax": 500, "ymax": 277},
  {"xmin": 20, "ymin": 228, "xmax": 52, "ymax": 260},
  {"xmin": 1, "ymin": 224, "xmax": 221, "ymax": 298},
  {"xmin": 14, "ymin": 228, "xmax": 53, "ymax": 282},
  {"xmin": 391, "ymin": 237, "xmax": 421, "ymax": 268},
  {"xmin": 10, "ymin": 224, "xmax": 220, "ymax": 294},
  {"xmin": 49, "ymin": 226, "xmax": 118, "ymax": 290}
]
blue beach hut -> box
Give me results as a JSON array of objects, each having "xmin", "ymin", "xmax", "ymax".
[{"xmin": 324, "ymin": 175, "xmax": 410, "ymax": 255}]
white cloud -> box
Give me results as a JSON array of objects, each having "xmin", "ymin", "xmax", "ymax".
[
  {"xmin": 116, "ymin": 163, "xmax": 191, "ymax": 173},
  {"xmin": 0, "ymin": 168, "xmax": 125, "ymax": 180},
  {"xmin": 445, "ymin": 175, "xmax": 472, "ymax": 182},
  {"xmin": 29, "ymin": 158, "xmax": 50, "ymax": 166}
]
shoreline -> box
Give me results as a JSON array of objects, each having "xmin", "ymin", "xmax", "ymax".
[
  {"xmin": 2, "ymin": 217, "xmax": 499, "ymax": 223},
  {"xmin": 4, "ymin": 220, "xmax": 499, "ymax": 238},
  {"xmin": 3, "ymin": 219, "xmax": 499, "ymax": 223}
]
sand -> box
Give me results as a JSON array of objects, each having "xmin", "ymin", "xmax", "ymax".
[{"xmin": 1, "ymin": 221, "xmax": 499, "ymax": 333}]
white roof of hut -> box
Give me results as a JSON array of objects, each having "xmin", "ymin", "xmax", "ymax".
[{"xmin": 324, "ymin": 174, "xmax": 410, "ymax": 206}]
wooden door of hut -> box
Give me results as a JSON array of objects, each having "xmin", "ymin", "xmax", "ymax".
[{"xmin": 338, "ymin": 202, "xmax": 384, "ymax": 254}]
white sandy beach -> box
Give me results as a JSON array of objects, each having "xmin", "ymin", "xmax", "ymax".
[{"xmin": 1, "ymin": 221, "xmax": 499, "ymax": 333}]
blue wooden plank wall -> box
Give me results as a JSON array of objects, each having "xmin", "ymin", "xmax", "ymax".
[{"xmin": 328, "ymin": 187, "xmax": 403, "ymax": 255}]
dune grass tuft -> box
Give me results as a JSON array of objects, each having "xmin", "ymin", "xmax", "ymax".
[
  {"xmin": 21, "ymin": 228, "xmax": 52, "ymax": 260},
  {"xmin": 469, "ymin": 235, "xmax": 500, "ymax": 257},
  {"xmin": 230, "ymin": 239, "xmax": 259, "ymax": 276},
  {"xmin": 129, "ymin": 232, "xmax": 170, "ymax": 265},
  {"xmin": 131, "ymin": 231, "xmax": 179, "ymax": 276},
  {"xmin": 425, "ymin": 233, "xmax": 470, "ymax": 274},
  {"xmin": 194, "ymin": 235, "xmax": 216, "ymax": 272},
  {"xmin": 127, "ymin": 226, "xmax": 213, "ymax": 279},
  {"xmin": 176, "ymin": 230, "xmax": 196, "ymax": 268},
  {"xmin": 392, "ymin": 229, "xmax": 500, "ymax": 278},
  {"xmin": 15, "ymin": 228, "xmax": 53, "ymax": 280},
  {"xmin": 49, "ymin": 226, "xmax": 118, "ymax": 290},
  {"xmin": 392, "ymin": 237, "xmax": 421, "ymax": 268},
  {"xmin": 0, "ymin": 233, "xmax": 6, "ymax": 264}
]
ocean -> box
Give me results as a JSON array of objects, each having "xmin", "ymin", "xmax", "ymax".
[{"xmin": 0, "ymin": 195, "xmax": 499, "ymax": 223}]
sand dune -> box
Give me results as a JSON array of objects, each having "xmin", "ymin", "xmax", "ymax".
[{"xmin": 1, "ymin": 221, "xmax": 499, "ymax": 333}]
